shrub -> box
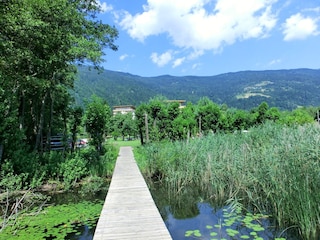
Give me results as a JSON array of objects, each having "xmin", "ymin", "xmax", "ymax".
[{"xmin": 59, "ymin": 155, "xmax": 87, "ymax": 189}]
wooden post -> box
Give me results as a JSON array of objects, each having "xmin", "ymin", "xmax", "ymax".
[{"xmin": 145, "ymin": 113, "xmax": 149, "ymax": 143}]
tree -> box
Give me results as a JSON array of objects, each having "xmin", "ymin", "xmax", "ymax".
[
  {"xmin": 266, "ymin": 107, "xmax": 281, "ymax": 122},
  {"xmin": 135, "ymin": 103, "xmax": 149, "ymax": 145},
  {"xmin": 121, "ymin": 113, "xmax": 138, "ymax": 140},
  {"xmin": 226, "ymin": 108, "xmax": 252, "ymax": 131},
  {"xmin": 0, "ymin": 0, "xmax": 118, "ymax": 164},
  {"xmin": 70, "ymin": 106, "xmax": 84, "ymax": 151},
  {"xmin": 196, "ymin": 97, "xmax": 222, "ymax": 134},
  {"xmin": 255, "ymin": 102, "xmax": 269, "ymax": 124},
  {"xmin": 172, "ymin": 103, "xmax": 196, "ymax": 141},
  {"xmin": 148, "ymin": 96, "xmax": 168, "ymax": 141},
  {"xmin": 84, "ymin": 96, "xmax": 111, "ymax": 153},
  {"xmin": 111, "ymin": 113, "xmax": 137, "ymax": 140},
  {"xmin": 110, "ymin": 113, "xmax": 123, "ymax": 140},
  {"xmin": 279, "ymin": 108, "xmax": 315, "ymax": 125}
]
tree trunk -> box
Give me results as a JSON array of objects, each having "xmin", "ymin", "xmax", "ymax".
[
  {"xmin": 19, "ymin": 90, "xmax": 25, "ymax": 130},
  {"xmin": 145, "ymin": 113, "xmax": 149, "ymax": 144},
  {"xmin": 139, "ymin": 128, "xmax": 144, "ymax": 145},
  {"xmin": 34, "ymin": 91, "xmax": 48, "ymax": 152},
  {"xmin": 46, "ymin": 90, "xmax": 54, "ymax": 152}
]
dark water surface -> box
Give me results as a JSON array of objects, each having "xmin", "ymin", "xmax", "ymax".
[
  {"xmin": 52, "ymin": 182, "xmax": 299, "ymax": 240},
  {"xmin": 45, "ymin": 189, "xmax": 107, "ymax": 240},
  {"xmin": 148, "ymin": 182, "xmax": 300, "ymax": 240}
]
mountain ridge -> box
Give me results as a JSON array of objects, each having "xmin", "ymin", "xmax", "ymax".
[{"xmin": 73, "ymin": 66, "xmax": 320, "ymax": 110}]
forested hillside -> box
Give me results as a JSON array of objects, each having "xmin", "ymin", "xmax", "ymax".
[{"xmin": 74, "ymin": 66, "xmax": 320, "ymax": 110}]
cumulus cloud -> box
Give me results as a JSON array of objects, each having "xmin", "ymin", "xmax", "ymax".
[
  {"xmin": 268, "ymin": 58, "xmax": 281, "ymax": 65},
  {"xmin": 118, "ymin": 0, "xmax": 278, "ymax": 52},
  {"xmin": 303, "ymin": 7, "xmax": 320, "ymax": 13},
  {"xmin": 192, "ymin": 63, "xmax": 201, "ymax": 70},
  {"xmin": 119, "ymin": 54, "xmax": 129, "ymax": 60},
  {"xmin": 96, "ymin": 0, "xmax": 113, "ymax": 13},
  {"xmin": 173, "ymin": 57, "xmax": 186, "ymax": 68},
  {"xmin": 283, "ymin": 13, "xmax": 319, "ymax": 41},
  {"xmin": 150, "ymin": 51, "xmax": 173, "ymax": 67}
]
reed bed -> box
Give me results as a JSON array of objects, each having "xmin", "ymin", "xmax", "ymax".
[{"xmin": 137, "ymin": 122, "xmax": 320, "ymax": 240}]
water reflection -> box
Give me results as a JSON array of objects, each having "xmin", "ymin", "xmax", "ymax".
[{"xmin": 149, "ymin": 181, "xmax": 300, "ymax": 240}]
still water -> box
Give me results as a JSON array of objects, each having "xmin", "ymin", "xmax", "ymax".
[
  {"xmin": 57, "ymin": 183, "xmax": 298, "ymax": 240},
  {"xmin": 149, "ymin": 182, "xmax": 299, "ymax": 240}
]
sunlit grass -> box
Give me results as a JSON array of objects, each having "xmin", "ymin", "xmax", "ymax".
[
  {"xmin": 137, "ymin": 122, "xmax": 320, "ymax": 240},
  {"xmin": 108, "ymin": 138, "xmax": 141, "ymax": 148}
]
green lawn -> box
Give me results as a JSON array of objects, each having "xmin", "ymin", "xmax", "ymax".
[{"xmin": 108, "ymin": 139, "xmax": 141, "ymax": 148}]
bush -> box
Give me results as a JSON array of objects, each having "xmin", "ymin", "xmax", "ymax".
[
  {"xmin": 80, "ymin": 175, "xmax": 105, "ymax": 195},
  {"xmin": 86, "ymin": 144, "xmax": 118, "ymax": 177},
  {"xmin": 59, "ymin": 155, "xmax": 87, "ymax": 190},
  {"xmin": 0, "ymin": 161, "xmax": 28, "ymax": 192}
]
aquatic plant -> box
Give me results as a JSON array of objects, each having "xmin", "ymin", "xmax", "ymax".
[
  {"xmin": 185, "ymin": 204, "xmax": 286, "ymax": 240},
  {"xmin": 0, "ymin": 200, "xmax": 103, "ymax": 239},
  {"xmin": 137, "ymin": 122, "xmax": 320, "ymax": 240}
]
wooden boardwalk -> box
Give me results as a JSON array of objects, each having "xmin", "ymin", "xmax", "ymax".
[{"xmin": 93, "ymin": 146, "xmax": 172, "ymax": 240}]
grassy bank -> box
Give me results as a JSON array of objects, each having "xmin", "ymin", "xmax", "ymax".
[{"xmin": 136, "ymin": 122, "xmax": 320, "ymax": 240}]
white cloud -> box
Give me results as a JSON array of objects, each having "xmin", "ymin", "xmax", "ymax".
[
  {"xmin": 150, "ymin": 51, "xmax": 173, "ymax": 67},
  {"xmin": 173, "ymin": 57, "xmax": 186, "ymax": 68},
  {"xmin": 283, "ymin": 13, "xmax": 319, "ymax": 41},
  {"xmin": 187, "ymin": 50, "xmax": 204, "ymax": 60},
  {"xmin": 192, "ymin": 63, "xmax": 201, "ymax": 70},
  {"xmin": 119, "ymin": 54, "xmax": 129, "ymax": 61},
  {"xmin": 96, "ymin": 1, "xmax": 113, "ymax": 13},
  {"xmin": 118, "ymin": 0, "xmax": 278, "ymax": 52},
  {"xmin": 303, "ymin": 7, "xmax": 320, "ymax": 13},
  {"xmin": 268, "ymin": 58, "xmax": 281, "ymax": 65}
]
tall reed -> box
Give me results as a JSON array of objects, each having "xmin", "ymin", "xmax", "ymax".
[{"xmin": 137, "ymin": 122, "xmax": 320, "ymax": 240}]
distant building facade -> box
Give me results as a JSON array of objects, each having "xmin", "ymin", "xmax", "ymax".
[
  {"xmin": 164, "ymin": 100, "xmax": 186, "ymax": 109},
  {"xmin": 113, "ymin": 105, "xmax": 136, "ymax": 116}
]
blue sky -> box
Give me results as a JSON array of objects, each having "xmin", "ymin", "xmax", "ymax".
[{"xmin": 96, "ymin": 0, "xmax": 320, "ymax": 77}]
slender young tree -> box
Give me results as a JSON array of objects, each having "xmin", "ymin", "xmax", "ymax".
[{"xmin": 84, "ymin": 96, "xmax": 111, "ymax": 153}]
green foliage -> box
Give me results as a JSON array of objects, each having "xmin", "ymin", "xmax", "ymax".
[
  {"xmin": 0, "ymin": 161, "xmax": 28, "ymax": 192},
  {"xmin": 185, "ymin": 205, "xmax": 273, "ymax": 239},
  {"xmin": 84, "ymin": 95, "xmax": 111, "ymax": 153},
  {"xmin": 138, "ymin": 123, "xmax": 320, "ymax": 240},
  {"xmin": 59, "ymin": 156, "xmax": 87, "ymax": 189},
  {"xmin": 172, "ymin": 103, "xmax": 197, "ymax": 140},
  {"xmin": 70, "ymin": 106, "xmax": 84, "ymax": 151},
  {"xmin": 197, "ymin": 97, "xmax": 222, "ymax": 133},
  {"xmin": 74, "ymin": 67, "xmax": 320, "ymax": 110},
  {"xmin": 111, "ymin": 112, "xmax": 137, "ymax": 140},
  {"xmin": 79, "ymin": 144, "xmax": 117, "ymax": 177},
  {"xmin": 279, "ymin": 108, "xmax": 315, "ymax": 125},
  {"xmin": 80, "ymin": 176, "xmax": 106, "ymax": 195},
  {"xmin": 0, "ymin": 200, "xmax": 103, "ymax": 239},
  {"xmin": 0, "ymin": 0, "xmax": 118, "ymax": 186}
]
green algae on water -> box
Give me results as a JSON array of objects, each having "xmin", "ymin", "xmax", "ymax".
[{"xmin": 1, "ymin": 200, "xmax": 103, "ymax": 239}]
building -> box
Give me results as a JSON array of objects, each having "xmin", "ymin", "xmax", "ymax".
[
  {"xmin": 164, "ymin": 100, "xmax": 186, "ymax": 109},
  {"xmin": 113, "ymin": 105, "xmax": 136, "ymax": 116}
]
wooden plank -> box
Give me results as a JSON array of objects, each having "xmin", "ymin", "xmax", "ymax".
[{"xmin": 93, "ymin": 146, "xmax": 172, "ymax": 240}]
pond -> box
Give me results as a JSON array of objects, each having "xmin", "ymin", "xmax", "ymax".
[
  {"xmin": 0, "ymin": 189, "xmax": 107, "ymax": 240},
  {"xmin": 1, "ymin": 182, "xmax": 300, "ymax": 239},
  {"xmin": 148, "ymin": 182, "xmax": 300, "ymax": 240}
]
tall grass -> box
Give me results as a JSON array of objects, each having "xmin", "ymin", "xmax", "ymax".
[{"xmin": 136, "ymin": 122, "xmax": 320, "ymax": 240}]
